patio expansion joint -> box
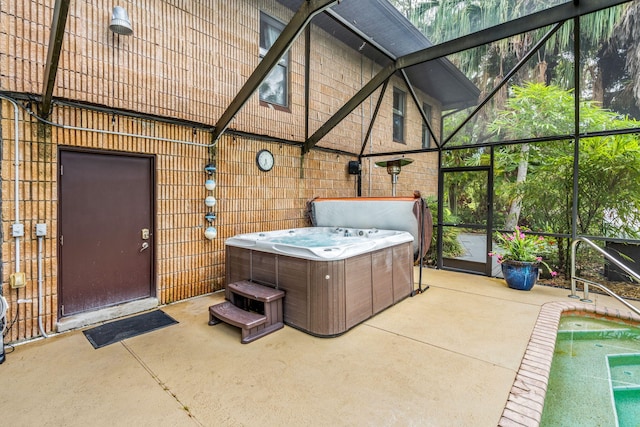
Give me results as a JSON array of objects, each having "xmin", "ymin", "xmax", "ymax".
[
  {"xmin": 498, "ymin": 300, "xmax": 640, "ymax": 427},
  {"xmin": 428, "ymin": 283, "xmax": 551, "ymax": 310},
  {"xmin": 364, "ymin": 323, "xmax": 518, "ymax": 371},
  {"xmin": 121, "ymin": 341, "xmax": 204, "ymax": 426}
]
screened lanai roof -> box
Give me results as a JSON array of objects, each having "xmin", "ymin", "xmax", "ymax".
[
  {"xmin": 273, "ymin": 0, "xmax": 631, "ymax": 119},
  {"xmin": 211, "ymin": 0, "xmax": 631, "ymax": 150},
  {"xmin": 37, "ymin": 0, "xmax": 635, "ymax": 151},
  {"xmin": 277, "ymin": 0, "xmax": 480, "ymax": 110}
]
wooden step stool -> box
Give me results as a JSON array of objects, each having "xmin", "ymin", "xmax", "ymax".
[{"xmin": 209, "ymin": 281, "xmax": 285, "ymax": 344}]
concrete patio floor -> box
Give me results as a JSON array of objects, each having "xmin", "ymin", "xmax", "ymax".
[{"xmin": 1, "ymin": 268, "xmax": 638, "ymax": 427}]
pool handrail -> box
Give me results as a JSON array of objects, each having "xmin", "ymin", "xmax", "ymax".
[{"xmin": 570, "ymin": 237, "xmax": 640, "ymax": 317}]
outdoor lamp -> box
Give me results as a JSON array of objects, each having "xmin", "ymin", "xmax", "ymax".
[
  {"xmin": 205, "ymin": 196, "xmax": 216, "ymax": 207},
  {"xmin": 374, "ymin": 157, "xmax": 414, "ymax": 197},
  {"xmin": 205, "ymin": 179, "xmax": 216, "ymax": 191},
  {"xmin": 109, "ymin": 6, "xmax": 133, "ymax": 35}
]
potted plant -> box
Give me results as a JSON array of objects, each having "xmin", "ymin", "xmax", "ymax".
[{"xmin": 489, "ymin": 226, "xmax": 557, "ymax": 290}]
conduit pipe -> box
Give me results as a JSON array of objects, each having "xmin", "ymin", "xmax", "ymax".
[
  {"xmin": 0, "ymin": 94, "xmax": 26, "ymax": 346},
  {"xmin": 0, "ymin": 95, "xmax": 23, "ymax": 276},
  {"xmin": 37, "ymin": 235, "xmax": 48, "ymax": 338},
  {"xmin": 26, "ymin": 106, "xmax": 215, "ymax": 148}
]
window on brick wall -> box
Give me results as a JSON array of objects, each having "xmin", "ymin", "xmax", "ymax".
[
  {"xmin": 422, "ymin": 102, "xmax": 433, "ymax": 148},
  {"xmin": 259, "ymin": 12, "xmax": 288, "ymax": 107},
  {"xmin": 392, "ymin": 87, "xmax": 405, "ymax": 143}
]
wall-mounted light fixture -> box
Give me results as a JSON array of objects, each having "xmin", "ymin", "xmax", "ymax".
[{"xmin": 109, "ymin": 6, "xmax": 133, "ymax": 35}]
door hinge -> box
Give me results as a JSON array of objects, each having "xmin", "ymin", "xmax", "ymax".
[
  {"xmin": 60, "ymin": 235, "xmax": 63, "ymax": 246},
  {"xmin": 61, "ymin": 305, "xmax": 65, "ymax": 316},
  {"xmin": 60, "ymin": 164, "xmax": 63, "ymax": 176}
]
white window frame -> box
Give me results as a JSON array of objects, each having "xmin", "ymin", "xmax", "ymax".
[
  {"xmin": 259, "ymin": 12, "xmax": 289, "ymax": 107},
  {"xmin": 422, "ymin": 102, "xmax": 433, "ymax": 148},
  {"xmin": 393, "ymin": 87, "xmax": 406, "ymax": 143}
]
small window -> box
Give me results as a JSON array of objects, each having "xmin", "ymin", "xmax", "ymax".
[
  {"xmin": 393, "ymin": 88, "xmax": 405, "ymax": 143},
  {"xmin": 259, "ymin": 12, "xmax": 288, "ymax": 107},
  {"xmin": 422, "ymin": 103, "xmax": 433, "ymax": 148}
]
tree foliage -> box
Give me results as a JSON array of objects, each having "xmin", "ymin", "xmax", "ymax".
[
  {"xmin": 491, "ymin": 83, "xmax": 640, "ymax": 270},
  {"xmin": 388, "ymin": 1, "xmax": 640, "ymax": 274}
]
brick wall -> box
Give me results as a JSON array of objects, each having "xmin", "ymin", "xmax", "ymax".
[{"xmin": 0, "ymin": 0, "xmax": 441, "ymax": 342}]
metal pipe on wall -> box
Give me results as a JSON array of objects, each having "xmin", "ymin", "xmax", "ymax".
[
  {"xmin": 26, "ymin": 107, "xmax": 215, "ymax": 148},
  {"xmin": 1, "ymin": 94, "xmax": 24, "ymax": 348},
  {"xmin": 0, "ymin": 95, "xmax": 23, "ymax": 276},
  {"xmin": 37, "ymin": 234, "xmax": 48, "ymax": 338}
]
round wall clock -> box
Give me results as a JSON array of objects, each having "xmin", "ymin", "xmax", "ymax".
[{"xmin": 256, "ymin": 149, "xmax": 274, "ymax": 172}]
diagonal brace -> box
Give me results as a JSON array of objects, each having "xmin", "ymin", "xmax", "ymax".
[
  {"xmin": 211, "ymin": 0, "xmax": 337, "ymax": 144},
  {"xmin": 303, "ymin": 0, "xmax": 629, "ymax": 154},
  {"xmin": 40, "ymin": 0, "xmax": 71, "ymax": 118}
]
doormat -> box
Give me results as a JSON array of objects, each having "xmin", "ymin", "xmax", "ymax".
[{"xmin": 83, "ymin": 310, "xmax": 178, "ymax": 349}]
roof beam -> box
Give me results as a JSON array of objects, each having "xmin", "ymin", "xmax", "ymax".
[
  {"xmin": 303, "ymin": 0, "xmax": 631, "ymax": 153},
  {"xmin": 211, "ymin": 0, "xmax": 338, "ymax": 144},
  {"xmin": 40, "ymin": 0, "xmax": 71, "ymax": 118},
  {"xmin": 323, "ymin": 8, "xmax": 396, "ymax": 61},
  {"xmin": 396, "ymin": 0, "xmax": 629, "ymax": 70}
]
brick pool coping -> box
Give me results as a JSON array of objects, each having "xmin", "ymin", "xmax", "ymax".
[{"xmin": 498, "ymin": 301, "xmax": 640, "ymax": 426}]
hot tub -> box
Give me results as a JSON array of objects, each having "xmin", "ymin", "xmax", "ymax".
[{"xmin": 225, "ymin": 227, "xmax": 414, "ymax": 337}]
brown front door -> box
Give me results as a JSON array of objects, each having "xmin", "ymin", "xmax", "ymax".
[{"xmin": 59, "ymin": 149, "xmax": 154, "ymax": 317}]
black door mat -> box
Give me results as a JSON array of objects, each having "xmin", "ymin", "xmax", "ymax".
[{"xmin": 83, "ymin": 310, "xmax": 178, "ymax": 349}]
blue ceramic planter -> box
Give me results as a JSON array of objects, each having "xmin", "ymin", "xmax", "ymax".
[{"xmin": 501, "ymin": 260, "xmax": 539, "ymax": 291}]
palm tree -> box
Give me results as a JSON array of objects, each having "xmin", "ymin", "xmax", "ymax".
[
  {"xmin": 599, "ymin": 1, "xmax": 640, "ymax": 118},
  {"xmin": 390, "ymin": 0, "xmax": 637, "ymax": 228},
  {"xmin": 392, "ymin": 1, "xmax": 635, "ymax": 111}
]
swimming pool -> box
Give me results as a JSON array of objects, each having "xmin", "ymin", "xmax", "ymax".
[
  {"xmin": 540, "ymin": 314, "xmax": 640, "ymax": 426},
  {"xmin": 498, "ymin": 301, "xmax": 640, "ymax": 427}
]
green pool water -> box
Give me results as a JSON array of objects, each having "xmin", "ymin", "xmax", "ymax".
[
  {"xmin": 613, "ymin": 388, "xmax": 640, "ymax": 427},
  {"xmin": 540, "ymin": 314, "xmax": 640, "ymax": 427}
]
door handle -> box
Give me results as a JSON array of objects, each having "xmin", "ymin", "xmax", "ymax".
[{"xmin": 139, "ymin": 242, "xmax": 149, "ymax": 252}]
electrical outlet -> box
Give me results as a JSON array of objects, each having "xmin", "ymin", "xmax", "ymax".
[
  {"xmin": 10, "ymin": 272, "xmax": 26, "ymax": 288},
  {"xmin": 36, "ymin": 223, "xmax": 47, "ymax": 237}
]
